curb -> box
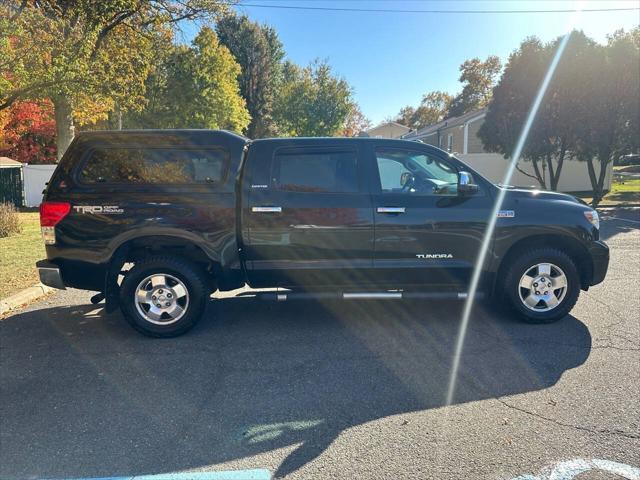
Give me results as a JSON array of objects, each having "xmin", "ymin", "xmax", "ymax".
[
  {"xmin": 0, "ymin": 283, "xmax": 54, "ymax": 316},
  {"xmin": 598, "ymin": 205, "xmax": 640, "ymax": 209}
]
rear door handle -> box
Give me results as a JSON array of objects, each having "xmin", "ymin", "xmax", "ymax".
[
  {"xmin": 377, "ymin": 207, "xmax": 406, "ymax": 214},
  {"xmin": 252, "ymin": 206, "xmax": 282, "ymax": 213}
]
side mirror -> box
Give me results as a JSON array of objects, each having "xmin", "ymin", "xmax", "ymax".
[
  {"xmin": 400, "ymin": 172, "xmax": 412, "ymax": 187},
  {"xmin": 458, "ymin": 171, "xmax": 478, "ymax": 195}
]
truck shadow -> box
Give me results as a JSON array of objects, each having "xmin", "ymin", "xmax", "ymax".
[{"xmin": 0, "ymin": 296, "xmax": 591, "ymax": 479}]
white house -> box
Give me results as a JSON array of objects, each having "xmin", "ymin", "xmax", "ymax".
[{"xmin": 365, "ymin": 121, "xmax": 411, "ymax": 139}]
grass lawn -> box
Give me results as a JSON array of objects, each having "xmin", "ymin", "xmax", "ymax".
[
  {"xmin": 575, "ymin": 177, "xmax": 640, "ymax": 206},
  {"xmin": 0, "ymin": 212, "xmax": 45, "ymax": 300},
  {"xmin": 604, "ymin": 177, "xmax": 640, "ymax": 205}
]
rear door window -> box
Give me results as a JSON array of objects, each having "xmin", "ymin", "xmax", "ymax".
[
  {"xmin": 272, "ymin": 149, "xmax": 359, "ymax": 193},
  {"xmin": 79, "ymin": 147, "xmax": 227, "ymax": 184}
]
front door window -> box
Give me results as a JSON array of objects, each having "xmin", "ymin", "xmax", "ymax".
[{"xmin": 375, "ymin": 148, "xmax": 464, "ymax": 196}]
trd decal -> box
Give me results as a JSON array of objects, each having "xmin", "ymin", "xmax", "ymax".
[{"xmin": 73, "ymin": 205, "xmax": 124, "ymax": 214}]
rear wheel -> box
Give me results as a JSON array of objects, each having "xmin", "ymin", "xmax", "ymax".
[
  {"xmin": 503, "ymin": 248, "xmax": 580, "ymax": 324},
  {"xmin": 120, "ymin": 256, "xmax": 209, "ymax": 337}
]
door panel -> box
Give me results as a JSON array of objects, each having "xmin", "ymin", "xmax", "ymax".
[
  {"xmin": 371, "ymin": 146, "xmax": 493, "ymax": 287},
  {"xmin": 243, "ymin": 144, "xmax": 374, "ymax": 288}
]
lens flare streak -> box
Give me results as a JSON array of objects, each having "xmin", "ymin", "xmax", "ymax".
[{"xmin": 445, "ymin": 31, "xmax": 575, "ymax": 406}]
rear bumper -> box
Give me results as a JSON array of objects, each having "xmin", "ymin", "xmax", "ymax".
[
  {"xmin": 36, "ymin": 260, "xmax": 66, "ymax": 290},
  {"xmin": 588, "ymin": 240, "xmax": 609, "ymax": 286}
]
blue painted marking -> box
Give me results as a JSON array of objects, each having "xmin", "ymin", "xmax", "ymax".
[
  {"xmin": 512, "ymin": 458, "xmax": 640, "ymax": 480},
  {"xmin": 46, "ymin": 469, "xmax": 271, "ymax": 480}
]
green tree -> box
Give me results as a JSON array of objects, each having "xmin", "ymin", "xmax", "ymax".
[
  {"xmin": 448, "ymin": 55, "xmax": 501, "ymax": 118},
  {"xmin": 187, "ymin": 27, "xmax": 251, "ymax": 131},
  {"xmin": 0, "ymin": 1, "xmax": 228, "ymax": 159},
  {"xmin": 216, "ymin": 13, "xmax": 284, "ymax": 138},
  {"xmin": 274, "ymin": 60, "xmax": 353, "ymax": 137},
  {"xmin": 479, "ymin": 33, "xmax": 598, "ymax": 191},
  {"xmin": 125, "ymin": 27, "xmax": 250, "ymax": 132},
  {"xmin": 573, "ymin": 29, "xmax": 640, "ymax": 206},
  {"xmin": 396, "ymin": 91, "xmax": 452, "ymax": 130}
]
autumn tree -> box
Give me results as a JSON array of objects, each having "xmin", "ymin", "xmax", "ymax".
[
  {"xmin": 274, "ymin": 60, "xmax": 353, "ymax": 137},
  {"xmin": 125, "ymin": 27, "xmax": 250, "ymax": 131},
  {"xmin": 341, "ymin": 104, "xmax": 371, "ymax": 137},
  {"xmin": 395, "ymin": 106, "xmax": 417, "ymax": 129},
  {"xmin": 396, "ymin": 91, "xmax": 452, "ymax": 130},
  {"xmin": 216, "ymin": 13, "xmax": 284, "ymax": 138},
  {"xmin": 0, "ymin": 100, "xmax": 56, "ymax": 164},
  {"xmin": 0, "ymin": 1, "xmax": 229, "ymax": 160},
  {"xmin": 447, "ymin": 55, "xmax": 501, "ymax": 117}
]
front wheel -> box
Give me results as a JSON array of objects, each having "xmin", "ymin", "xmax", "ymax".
[
  {"xmin": 120, "ymin": 256, "xmax": 210, "ymax": 337},
  {"xmin": 503, "ymin": 248, "xmax": 580, "ymax": 324}
]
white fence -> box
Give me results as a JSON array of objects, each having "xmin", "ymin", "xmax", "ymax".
[
  {"xmin": 23, "ymin": 164, "xmax": 57, "ymax": 207},
  {"xmin": 458, "ymin": 153, "xmax": 612, "ymax": 193}
]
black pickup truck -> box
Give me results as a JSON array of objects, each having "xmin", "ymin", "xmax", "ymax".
[{"xmin": 37, "ymin": 130, "xmax": 609, "ymax": 337}]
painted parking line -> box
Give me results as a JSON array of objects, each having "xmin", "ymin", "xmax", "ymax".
[
  {"xmin": 47, "ymin": 469, "xmax": 271, "ymax": 480},
  {"xmin": 604, "ymin": 215, "xmax": 640, "ymax": 225},
  {"xmin": 512, "ymin": 458, "xmax": 640, "ymax": 480}
]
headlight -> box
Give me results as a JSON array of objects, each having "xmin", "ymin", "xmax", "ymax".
[{"xmin": 584, "ymin": 210, "xmax": 599, "ymax": 230}]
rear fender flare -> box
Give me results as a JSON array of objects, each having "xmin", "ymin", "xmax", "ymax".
[{"xmin": 103, "ymin": 230, "xmax": 225, "ymax": 312}]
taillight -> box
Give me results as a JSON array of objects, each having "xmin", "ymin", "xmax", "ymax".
[
  {"xmin": 40, "ymin": 202, "xmax": 70, "ymax": 245},
  {"xmin": 40, "ymin": 202, "xmax": 71, "ymax": 227}
]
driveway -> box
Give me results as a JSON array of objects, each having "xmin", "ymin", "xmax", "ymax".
[{"xmin": 1, "ymin": 211, "xmax": 639, "ymax": 479}]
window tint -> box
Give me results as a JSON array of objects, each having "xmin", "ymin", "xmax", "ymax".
[
  {"xmin": 377, "ymin": 157, "xmax": 412, "ymax": 191},
  {"xmin": 272, "ymin": 150, "xmax": 358, "ymax": 193},
  {"xmin": 375, "ymin": 148, "xmax": 461, "ymax": 196},
  {"xmin": 80, "ymin": 148, "xmax": 227, "ymax": 184}
]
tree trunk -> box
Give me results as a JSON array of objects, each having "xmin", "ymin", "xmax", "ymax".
[
  {"xmin": 115, "ymin": 104, "xmax": 123, "ymax": 130},
  {"xmin": 586, "ymin": 149, "xmax": 612, "ymax": 208},
  {"xmin": 549, "ymin": 149, "xmax": 566, "ymax": 191},
  {"xmin": 595, "ymin": 155, "xmax": 610, "ymax": 207},
  {"xmin": 53, "ymin": 95, "xmax": 75, "ymax": 162},
  {"xmin": 531, "ymin": 158, "xmax": 547, "ymax": 189},
  {"xmin": 545, "ymin": 153, "xmax": 557, "ymax": 190},
  {"xmin": 586, "ymin": 157, "xmax": 603, "ymax": 207}
]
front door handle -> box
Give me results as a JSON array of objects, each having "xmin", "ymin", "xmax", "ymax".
[
  {"xmin": 252, "ymin": 206, "xmax": 282, "ymax": 213},
  {"xmin": 377, "ymin": 207, "xmax": 406, "ymax": 214}
]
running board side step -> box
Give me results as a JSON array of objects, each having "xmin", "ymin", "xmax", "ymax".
[{"xmin": 256, "ymin": 292, "xmax": 484, "ymax": 301}]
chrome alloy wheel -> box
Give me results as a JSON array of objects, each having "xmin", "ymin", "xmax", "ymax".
[
  {"xmin": 134, "ymin": 273, "xmax": 189, "ymax": 325},
  {"xmin": 518, "ymin": 263, "xmax": 568, "ymax": 312}
]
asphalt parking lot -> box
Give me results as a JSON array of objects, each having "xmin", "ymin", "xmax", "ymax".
[{"xmin": 1, "ymin": 210, "xmax": 639, "ymax": 480}]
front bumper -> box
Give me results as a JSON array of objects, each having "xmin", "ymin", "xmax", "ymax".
[
  {"xmin": 36, "ymin": 260, "xmax": 66, "ymax": 290},
  {"xmin": 588, "ymin": 240, "xmax": 609, "ymax": 286}
]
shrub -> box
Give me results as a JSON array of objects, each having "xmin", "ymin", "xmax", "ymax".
[{"xmin": 0, "ymin": 203, "xmax": 22, "ymax": 238}]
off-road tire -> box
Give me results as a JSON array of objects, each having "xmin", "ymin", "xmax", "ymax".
[
  {"xmin": 503, "ymin": 248, "xmax": 580, "ymax": 324},
  {"xmin": 119, "ymin": 256, "xmax": 209, "ymax": 337}
]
